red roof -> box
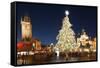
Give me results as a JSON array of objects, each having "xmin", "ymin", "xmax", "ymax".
[{"xmin": 17, "ymin": 41, "xmax": 24, "ymax": 49}]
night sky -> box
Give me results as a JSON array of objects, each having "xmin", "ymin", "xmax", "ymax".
[{"xmin": 16, "ymin": 2, "xmax": 97, "ymax": 45}]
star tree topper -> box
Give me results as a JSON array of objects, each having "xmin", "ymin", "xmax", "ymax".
[{"xmin": 65, "ymin": 10, "xmax": 69, "ymax": 16}]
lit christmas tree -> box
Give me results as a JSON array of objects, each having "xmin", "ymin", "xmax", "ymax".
[{"xmin": 55, "ymin": 10, "xmax": 76, "ymax": 52}]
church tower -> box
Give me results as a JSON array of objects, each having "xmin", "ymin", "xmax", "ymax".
[{"xmin": 21, "ymin": 16, "xmax": 32, "ymax": 41}]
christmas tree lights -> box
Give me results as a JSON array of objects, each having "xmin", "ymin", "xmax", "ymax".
[{"xmin": 55, "ymin": 10, "xmax": 76, "ymax": 52}]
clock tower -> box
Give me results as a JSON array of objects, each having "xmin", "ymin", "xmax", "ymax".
[{"xmin": 21, "ymin": 16, "xmax": 32, "ymax": 41}]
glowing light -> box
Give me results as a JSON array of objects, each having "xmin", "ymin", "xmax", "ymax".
[{"xmin": 65, "ymin": 10, "xmax": 69, "ymax": 16}]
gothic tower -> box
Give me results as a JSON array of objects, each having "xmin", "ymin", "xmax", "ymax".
[{"xmin": 21, "ymin": 16, "xmax": 32, "ymax": 41}]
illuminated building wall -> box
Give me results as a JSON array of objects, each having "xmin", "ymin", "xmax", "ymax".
[
  {"xmin": 32, "ymin": 39, "xmax": 41, "ymax": 50},
  {"xmin": 92, "ymin": 37, "xmax": 96, "ymax": 49}
]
